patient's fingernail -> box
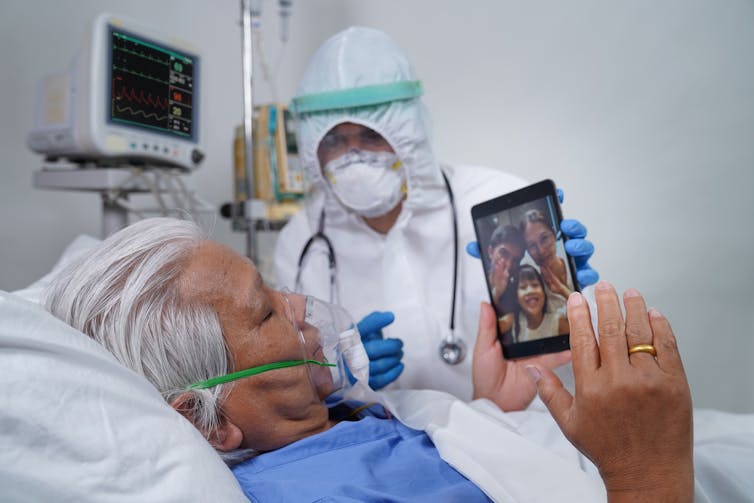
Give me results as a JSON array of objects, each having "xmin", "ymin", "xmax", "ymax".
[
  {"xmin": 525, "ymin": 365, "xmax": 542, "ymax": 383},
  {"xmin": 568, "ymin": 292, "xmax": 584, "ymax": 306},
  {"xmin": 624, "ymin": 288, "xmax": 641, "ymax": 298},
  {"xmin": 649, "ymin": 308, "xmax": 664, "ymax": 319},
  {"xmin": 595, "ymin": 280, "xmax": 612, "ymax": 291}
]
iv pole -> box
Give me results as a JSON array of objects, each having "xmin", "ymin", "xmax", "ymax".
[{"xmin": 240, "ymin": 0, "xmax": 257, "ymax": 260}]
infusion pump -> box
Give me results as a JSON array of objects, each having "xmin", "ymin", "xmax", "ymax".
[{"xmin": 27, "ymin": 13, "xmax": 203, "ymax": 171}]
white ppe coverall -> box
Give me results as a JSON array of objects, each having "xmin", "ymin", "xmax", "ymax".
[{"xmin": 275, "ymin": 27, "xmax": 526, "ymax": 400}]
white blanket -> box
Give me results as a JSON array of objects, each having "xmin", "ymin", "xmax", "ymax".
[{"xmin": 354, "ymin": 386, "xmax": 754, "ymax": 502}]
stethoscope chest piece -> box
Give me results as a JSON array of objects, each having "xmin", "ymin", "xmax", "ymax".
[{"xmin": 439, "ymin": 334, "xmax": 466, "ymax": 365}]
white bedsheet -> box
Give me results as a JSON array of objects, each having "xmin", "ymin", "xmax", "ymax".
[{"xmin": 356, "ymin": 386, "xmax": 754, "ymax": 502}]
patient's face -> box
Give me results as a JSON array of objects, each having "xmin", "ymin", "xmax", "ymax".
[{"xmin": 180, "ymin": 242, "xmax": 332, "ymax": 451}]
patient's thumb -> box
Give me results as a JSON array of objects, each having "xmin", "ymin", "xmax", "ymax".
[
  {"xmin": 476, "ymin": 303, "xmax": 498, "ymax": 348},
  {"xmin": 525, "ymin": 364, "xmax": 573, "ymax": 426}
]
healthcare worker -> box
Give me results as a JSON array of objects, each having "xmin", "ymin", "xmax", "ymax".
[{"xmin": 275, "ymin": 27, "xmax": 597, "ymax": 400}]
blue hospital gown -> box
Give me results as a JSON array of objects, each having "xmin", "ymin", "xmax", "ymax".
[{"xmin": 232, "ymin": 404, "xmax": 491, "ymax": 502}]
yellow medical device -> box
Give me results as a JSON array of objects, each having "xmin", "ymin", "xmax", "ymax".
[{"xmin": 234, "ymin": 104, "xmax": 305, "ymax": 205}]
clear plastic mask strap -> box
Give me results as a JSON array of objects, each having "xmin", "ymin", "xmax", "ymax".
[{"xmin": 291, "ymin": 81, "xmax": 423, "ymax": 114}]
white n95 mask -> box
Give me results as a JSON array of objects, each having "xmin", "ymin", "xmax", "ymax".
[{"xmin": 322, "ymin": 150, "xmax": 407, "ymax": 218}]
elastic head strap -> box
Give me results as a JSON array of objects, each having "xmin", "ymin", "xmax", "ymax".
[{"xmin": 291, "ymin": 80, "xmax": 423, "ymax": 115}]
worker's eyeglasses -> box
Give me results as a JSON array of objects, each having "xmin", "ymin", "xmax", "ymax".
[{"xmin": 318, "ymin": 128, "xmax": 391, "ymax": 159}]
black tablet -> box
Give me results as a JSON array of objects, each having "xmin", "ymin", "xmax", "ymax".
[{"xmin": 471, "ymin": 179, "xmax": 579, "ymax": 359}]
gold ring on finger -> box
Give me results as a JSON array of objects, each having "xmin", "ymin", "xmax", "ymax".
[{"xmin": 628, "ymin": 344, "xmax": 657, "ymax": 357}]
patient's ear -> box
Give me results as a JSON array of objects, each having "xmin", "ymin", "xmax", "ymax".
[
  {"xmin": 207, "ymin": 420, "xmax": 243, "ymax": 452},
  {"xmin": 170, "ymin": 392, "xmax": 243, "ymax": 452}
]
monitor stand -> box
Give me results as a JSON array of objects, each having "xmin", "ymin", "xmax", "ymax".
[{"xmin": 34, "ymin": 159, "xmax": 211, "ymax": 238}]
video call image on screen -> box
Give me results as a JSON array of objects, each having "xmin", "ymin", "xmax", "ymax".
[
  {"xmin": 477, "ymin": 195, "xmax": 574, "ymax": 344},
  {"xmin": 109, "ymin": 28, "xmax": 196, "ymax": 139}
]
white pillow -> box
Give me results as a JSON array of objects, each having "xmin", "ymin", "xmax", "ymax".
[
  {"xmin": 11, "ymin": 234, "xmax": 101, "ymax": 304},
  {"xmin": 0, "ymin": 291, "xmax": 248, "ymax": 502}
]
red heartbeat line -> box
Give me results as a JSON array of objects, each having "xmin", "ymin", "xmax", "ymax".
[{"xmin": 115, "ymin": 85, "xmax": 169, "ymax": 110}]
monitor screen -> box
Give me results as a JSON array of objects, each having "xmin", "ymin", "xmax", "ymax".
[{"xmin": 109, "ymin": 26, "xmax": 198, "ymax": 141}]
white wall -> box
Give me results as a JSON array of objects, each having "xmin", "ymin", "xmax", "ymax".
[
  {"xmin": 1, "ymin": 0, "xmax": 753, "ymax": 412},
  {"xmin": 340, "ymin": 0, "xmax": 754, "ymax": 413}
]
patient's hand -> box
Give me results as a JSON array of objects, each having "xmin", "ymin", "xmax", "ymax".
[
  {"xmin": 472, "ymin": 302, "xmax": 571, "ymax": 411},
  {"xmin": 530, "ymin": 282, "xmax": 694, "ymax": 502}
]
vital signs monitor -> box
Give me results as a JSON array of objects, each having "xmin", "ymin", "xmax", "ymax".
[{"xmin": 27, "ymin": 13, "xmax": 203, "ymax": 171}]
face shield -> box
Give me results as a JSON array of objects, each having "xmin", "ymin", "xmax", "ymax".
[
  {"xmin": 189, "ymin": 290, "xmax": 369, "ymax": 406},
  {"xmin": 289, "ymin": 27, "xmax": 444, "ymax": 222},
  {"xmin": 291, "ymin": 80, "xmax": 424, "ymax": 116},
  {"xmin": 288, "ymin": 80, "xmax": 423, "ymax": 176}
]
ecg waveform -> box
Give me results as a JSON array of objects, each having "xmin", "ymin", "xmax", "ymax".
[
  {"xmin": 114, "ymin": 104, "xmax": 168, "ymax": 122},
  {"xmin": 109, "ymin": 29, "xmax": 195, "ymax": 138},
  {"xmin": 116, "ymin": 85, "xmax": 169, "ymax": 110}
]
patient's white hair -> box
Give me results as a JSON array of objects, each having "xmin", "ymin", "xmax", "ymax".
[{"xmin": 45, "ymin": 217, "xmax": 231, "ymax": 444}]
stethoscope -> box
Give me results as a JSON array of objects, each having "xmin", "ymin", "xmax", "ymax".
[{"xmin": 295, "ymin": 171, "xmax": 466, "ymax": 365}]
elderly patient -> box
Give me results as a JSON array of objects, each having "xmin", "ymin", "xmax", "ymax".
[{"xmin": 45, "ymin": 218, "xmax": 693, "ymax": 502}]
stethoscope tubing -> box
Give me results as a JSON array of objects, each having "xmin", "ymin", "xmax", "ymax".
[{"xmin": 295, "ymin": 170, "xmax": 461, "ymax": 362}]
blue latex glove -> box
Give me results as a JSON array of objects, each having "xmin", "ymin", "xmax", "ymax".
[
  {"xmin": 465, "ymin": 241, "xmax": 483, "ymax": 259},
  {"xmin": 349, "ymin": 311, "xmax": 404, "ymax": 390},
  {"xmin": 466, "ymin": 187, "xmax": 599, "ymax": 288},
  {"xmin": 560, "ymin": 219, "xmax": 598, "ymax": 287}
]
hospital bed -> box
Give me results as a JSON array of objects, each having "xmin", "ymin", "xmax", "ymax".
[{"xmin": 2, "ymin": 236, "xmax": 753, "ymax": 502}]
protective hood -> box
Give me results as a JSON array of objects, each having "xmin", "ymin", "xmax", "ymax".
[{"xmin": 292, "ymin": 27, "xmax": 447, "ymax": 227}]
